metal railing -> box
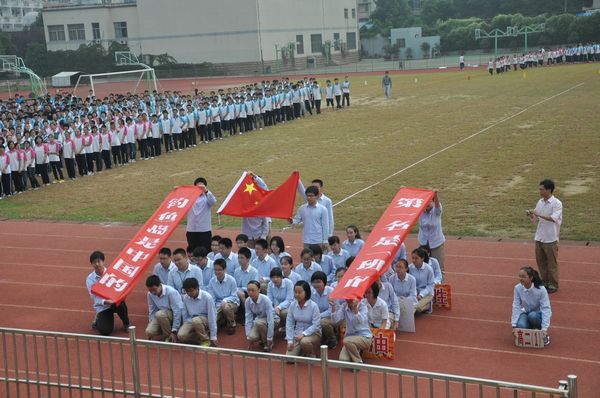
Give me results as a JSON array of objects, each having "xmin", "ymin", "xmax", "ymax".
[{"xmin": 0, "ymin": 326, "xmax": 577, "ymax": 398}]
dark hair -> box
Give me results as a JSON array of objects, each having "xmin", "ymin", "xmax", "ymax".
[
  {"xmin": 345, "ymin": 256, "xmax": 355, "ymax": 268},
  {"xmin": 270, "ymin": 236, "xmax": 285, "ymax": 253},
  {"xmin": 90, "ymin": 250, "xmax": 105, "ymax": 263},
  {"xmin": 255, "ymin": 238, "xmax": 268, "ymax": 250},
  {"xmin": 311, "ymin": 179, "xmax": 324, "ymax": 187},
  {"xmin": 280, "ymin": 255, "xmax": 293, "ymax": 266},
  {"xmin": 192, "ymin": 246, "xmax": 208, "ymax": 258},
  {"xmin": 396, "ymin": 258, "xmax": 409, "ymax": 271},
  {"xmin": 328, "ymin": 235, "xmax": 340, "ymax": 245},
  {"xmin": 247, "ymin": 280, "xmax": 261, "ymax": 290},
  {"xmin": 235, "ymin": 234, "xmax": 248, "ymax": 243},
  {"xmin": 300, "ymin": 248, "xmax": 314, "ymax": 258},
  {"xmin": 310, "ymin": 270, "xmax": 327, "ymax": 284},
  {"xmin": 305, "ymin": 185, "xmax": 319, "ymax": 197},
  {"xmin": 295, "ymin": 280, "xmax": 311, "ymax": 300},
  {"xmin": 238, "ymin": 247, "xmax": 252, "ymax": 259},
  {"xmin": 194, "ymin": 177, "xmax": 208, "ymax": 186},
  {"xmin": 145, "ymin": 275, "xmax": 161, "ymax": 287},
  {"xmin": 211, "ymin": 235, "xmax": 222, "ymax": 243},
  {"xmin": 411, "ymin": 247, "xmax": 427, "ymax": 260},
  {"xmin": 182, "ymin": 277, "xmax": 199, "ymax": 290},
  {"xmin": 335, "ymin": 267, "xmax": 347, "ymax": 276},
  {"xmin": 214, "ymin": 258, "xmax": 226, "ymax": 270},
  {"xmin": 416, "ymin": 245, "xmax": 430, "ymax": 263},
  {"xmin": 521, "ymin": 266, "xmax": 544, "ymax": 288},
  {"xmin": 186, "ymin": 245, "xmax": 195, "ymax": 255},
  {"xmin": 539, "ymin": 179, "xmax": 555, "ymax": 193},
  {"xmin": 347, "ymin": 225, "xmax": 361, "ymax": 239},
  {"xmin": 368, "ymin": 282, "xmax": 380, "ymax": 298},
  {"xmin": 173, "ymin": 248, "xmax": 187, "ymax": 257},
  {"xmin": 270, "ymin": 267, "xmax": 283, "ymax": 278},
  {"xmin": 158, "ymin": 247, "xmax": 171, "ymax": 256},
  {"xmin": 308, "ymin": 244, "xmax": 323, "ymax": 257},
  {"xmin": 219, "ymin": 237, "xmax": 233, "ymax": 249}
]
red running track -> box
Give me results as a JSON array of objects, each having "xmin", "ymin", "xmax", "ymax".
[{"xmin": 0, "ymin": 220, "xmax": 598, "ymax": 397}]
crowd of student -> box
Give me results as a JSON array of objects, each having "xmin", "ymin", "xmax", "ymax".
[
  {"xmin": 0, "ymin": 75, "xmax": 353, "ymax": 198},
  {"xmin": 485, "ymin": 43, "xmax": 600, "ymax": 75}
]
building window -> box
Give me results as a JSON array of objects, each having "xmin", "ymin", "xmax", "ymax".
[
  {"xmin": 67, "ymin": 23, "xmax": 85, "ymax": 41},
  {"xmin": 346, "ymin": 32, "xmax": 356, "ymax": 50},
  {"xmin": 358, "ymin": 3, "xmax": 369, "ymax": 13},
  {"xmin": 296, "ymin": 35, "xmax": 304, "ymax": 55},
  {"xmin": 114, "ymin": 21, "xmax": 128, "ymax": 39},
  {"xmin": 333, "ymin": 33, "xmax": 340, "ymax": 50},
  {"xmin": 92, "ymin": 22, "xmax": 101, "ymax": 40},
  {"xmin": 352, "ymin": 8, "xmax": 356, "ymax": 18},
  {"xmin": 48, "ymin": 25, "xmax": 65, "ymax": 42},
  {"xmin": 396, "ymin": 38, "xmax": 406, "ymax": 48},
  {"xmin": 310, "ymin": 34, "xmax": 322, "ymax": 54},
  {"xmin": 344, "ymin": 8, "xmax": 348, "ymax": 19}
]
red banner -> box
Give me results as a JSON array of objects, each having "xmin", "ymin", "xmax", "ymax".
[
  {"xmin": 330, "ymin": 187, "xmax": 435, "ymax": 300},
  {"xmin": 217, "ymin": 171, "xmax": 299, "ymax": 219},
  {"xmin": 91, "ymin": 186, "xmax": 202, "ymax": 303}
]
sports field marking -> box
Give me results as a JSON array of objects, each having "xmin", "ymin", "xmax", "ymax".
[
  {"xmin": 429, "ymin": 314, "xmax": 600, "ymax": 334},
  {"xmin": 0, "ymin": 230, "xmax": 187, "ymax": 244},
  {"xmin": 447, "ymin": 271, "xmax": 600, "ymax": 285},
  {"xmin": 333, "ymin": 81, "xmax": 585, "ymax": 207},
  {"xmin": 446, "ymin": 253, "xmax": 600, "ymax": 266},
  {"xmin": 0, "ymin": 303, "xmax": 146, "ymax": 318},
  {"xmin": 395, "ymin": 338, "xmax": 600, "ymax": 365},
  {"xmin": 455, "ymin": 292, "xmax": 600, "ymax": 307}
]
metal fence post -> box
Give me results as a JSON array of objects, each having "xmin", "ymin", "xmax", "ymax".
[
  {"xmin": 320, "ymin": 345, "xmax": 330, "ymax": 398},
  {"xmin": 128, "ymin": 326, "xmax": 141, "ymax": 398},
  {"xmin": 567, "ymin": 375, "xmax": 577, "ymax": 398}
]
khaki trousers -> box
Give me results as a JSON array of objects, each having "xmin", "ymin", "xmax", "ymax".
[
  {"xmin": 431, "ymin": 243, "xmax": 445, "ymax": 273},
  {"xmin": 145, "ymin": 309, "xmax": 173, "ymax": 340},
  {"xmin": 535, "ymin": 241, "xmax": 559, "ymax": 290},
  {"xmin": 339, "ymin": 335, "xmax": 372, "ymax": 363},
  {"xmin": 177, "ymin": 316, "xmax": 210, "ymax": 344},
  {"xmin": 415, "ymin": 295, "xmax": 433, "ymax": 313},
  {"xmin": 217, "ymin": 301, "xmax": 238, "ymax": 328},
  {"xmin": 285, "ymin": 333, "xmax": 321, "ymax": 357},
  {"xmin": 248, "ymin": 319, "xmax": 268, "ymax": 344},
  {"xmin": 320, "ymin": 317, "xmax": 337, "ymax": 344}
]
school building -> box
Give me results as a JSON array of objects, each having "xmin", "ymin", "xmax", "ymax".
[{"xmin": 41, "ymin": 0, "xmax": 361, "ymax": 74}]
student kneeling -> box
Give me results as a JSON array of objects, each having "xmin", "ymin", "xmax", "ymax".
[
  {"xmin": 332, "ymin": 299, "xmax": 372, "ymax": 363},
  {"xmin": 245, "ymin": 280, "xmax": 275, "ymax": 352},
  {"xmin": 178, "ymin": 277, "xmax": 218, "ymax": 347},
  {"xmin": 511, "ymin": 266, "xmax": 552, "ymax": 346},
  {"xmin": 145, "ymin": 275, "xmax": 183, "ymax": 342}
]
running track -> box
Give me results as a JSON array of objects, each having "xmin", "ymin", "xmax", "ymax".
[{"xmin": 0, "ymin": 220, "xmax": 598, "ymax": 397}]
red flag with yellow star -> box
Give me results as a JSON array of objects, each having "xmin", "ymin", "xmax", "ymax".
[{"xmin": 217, "ymin": 171, "xmax": 299, "ymax": 219}]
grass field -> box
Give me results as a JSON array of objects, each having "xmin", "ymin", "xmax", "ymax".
[{"xmin": 2, "ymin": 63, "xmax": 599, "ymax": 241}]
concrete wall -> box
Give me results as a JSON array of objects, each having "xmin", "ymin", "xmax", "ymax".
[
  {"xmin": 361, "ymin": 34, "xmax": 388, "ymax": 57},
  {"xmin": 390, "ymin": 27, "xmax": 440, "ymax": 59}
]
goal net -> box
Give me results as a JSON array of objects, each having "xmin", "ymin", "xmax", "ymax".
[{"xmin": 73, "ymin": 68, "xmax": 158, "ymax": 99}]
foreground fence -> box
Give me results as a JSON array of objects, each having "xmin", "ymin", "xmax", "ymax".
[{"xmin": 0, "ymin": 327, "xmax": 577, "ymax": 398}]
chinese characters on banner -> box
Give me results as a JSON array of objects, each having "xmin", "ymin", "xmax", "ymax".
[
  {"xmin": 365, "ymin": 328, "xmax": 396, "ymax": 360},
  {"xmin": 433, "ymin": 284, "xmax": 452, "ymax": 309},
  {"xmin": 91, "ymin": 186, "xmax": 202, "ymax": 303},
  {"xmin": 330, "ymin": 187, "xmax": 435, "ymax": 300},
  {"xmin": 514, "ymin": 328, "xmax": 545, "ymax": 349}
]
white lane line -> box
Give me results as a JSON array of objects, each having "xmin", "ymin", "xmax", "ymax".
[
  {"xmin": 333, "ymin": 82, "xmax": 585, "ymax": 207},
  {"xmin": 446, "ymin": 253, "xmax": 600, "ymax": 266},
  {"xmin": 395, "ymin": 338, "xmax": 600, "ymax": 365},
  {"xmin": 0, "ymin": 303, "xmax": 146, "ymax": 318},
  {"xmin": 446, "ymin": 271, "xmax": 600, "ymax": 285},
  {"xmin": 454, "ymin": 292, "xmax": 600, "ymax": 307}
]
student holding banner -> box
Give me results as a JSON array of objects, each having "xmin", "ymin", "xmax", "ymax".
[
  {"xmin": 285, "ymin": 281, "xmax": 321, "ymax": 358},
  {"xmin": 145, "ymin": 275, "xmax": 183, "ymax": 342},
  {"xmin": 418, "ymin": 191, "xmax": 446, "ymax": 273},
  {"xmin": 332, "ymin": 299, "xmax": 372, "ymax": 363},
  {"xmin": 409, "ymin": 248, "xmax": 435, "ymax": 313},
  {"xmin": 186, "ymin": 177, "xmax": 217, "ymax": 253},
  {"xmin": 511, "ymin": 266, "xmax": 552, "ymax": 346},
  {"xmin": 85, "ymin": 251, "xmax": 130, "ymax": 336},
  {"xmin": 363, "ymin": 282, "xmax": 390, "ymax": 329}
]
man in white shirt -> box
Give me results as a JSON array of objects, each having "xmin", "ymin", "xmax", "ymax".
[
  {"xmin": 527, "ymin": 179, "xmax": 563, "ymax": 293},
  {"xmin": 186, "ymin": 177, "xmax": 217, "ymax": 252}
]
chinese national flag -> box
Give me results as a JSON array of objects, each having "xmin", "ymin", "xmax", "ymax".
[{"xmin": 217, "ymin": 171, "xmax": 299, "ymax": 219}]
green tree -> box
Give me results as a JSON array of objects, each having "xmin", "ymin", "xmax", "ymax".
[{"xmin": 420, "ymin": 41, "xmax": 431, "ymax": 58}]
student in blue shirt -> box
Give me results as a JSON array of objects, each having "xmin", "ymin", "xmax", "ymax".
[
  {"xmin": 310, "ymin": 271, "xmax": 337, "ymax": 349},
  {"xmin": 267, "ymin": 267, "xmax": 294, "ymax": 331},
  {"xmin": 285, "ymin": 281, "xmax": 321, "ymax": 358},
  {"xmin": 178, "ymin": 277, "xmax": 218, "ymax": 347},
  {"xmin": 245, "ymin": 280, "xmax": 275, "ymax": 352},
  {"xmin": 207, "ymin": 259, "xmax": 239, "ymax": 335},
  {"xmin": 332, "ymin": 299, "xmax": 372, "ymax": 363},
  {"xmin": 511, "ymin": 266, "xmax": 552, "ymax": 346},
  {"xmin": 269, "ymin": 236, "xmax": 291, "ymax": 265},
  {"xmin": 342, "ymin": 225, "xmax": 365, "ymax": 257},
  {"xmin": 409, "ymin": 248, "xmax": 435, "ymax": 313},
  {"xmin": 234, "ymin": 247, "xmax": 259, "ymax": 318},
  {"xmin": 145, "ymin": 275, "xmax": 183, "ymax": 342}
]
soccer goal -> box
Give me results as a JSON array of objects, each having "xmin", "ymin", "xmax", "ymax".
[
  {"xmin": 0, "ymin": 55, "xmax": 47, "ymax": 98},
  {"xmin": 73, "ymin": 51, "xmax": 158, "ymax": 98}
]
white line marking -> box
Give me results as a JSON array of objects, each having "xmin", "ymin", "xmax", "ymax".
[
  {"xmin": 454, "ymin": 292, "xmax": 600, "ymax": 307},
  {"xmin": 395, "ymin": 338, "xmax": 600, "ymax": 365},
  {"xmin": 446, "ymin": 271, "xmax": 600, "ymax": 285},
  {"xmin": 0, "ymin": 303, "xmax": 146, "ymax": 318},
  {"xmin": 333, "ymin": 82, "xmax": 585, "ymax": 207},
  {"xmin": 446, "ymin": 253, "xmax": 600, "ymax": 266},
  {"xmin": 0, "ymin": 231, "xmax": 188, "ymax": 244}
]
